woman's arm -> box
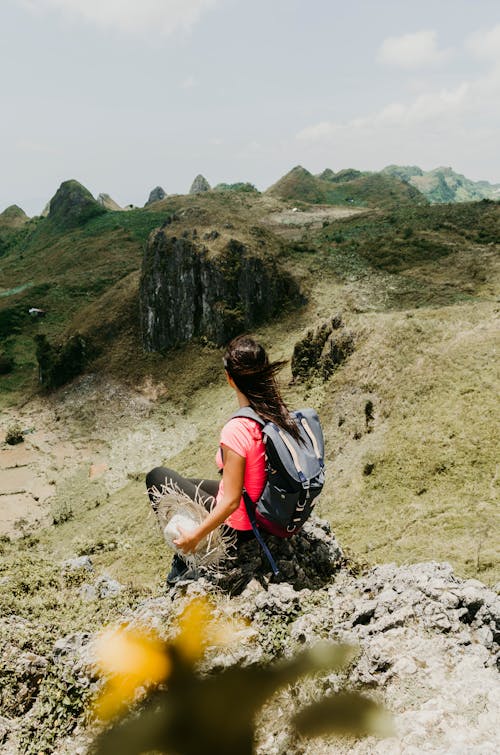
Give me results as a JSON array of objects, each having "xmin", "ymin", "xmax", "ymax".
[{"xmin": 173, "ymin": 445, "xmax": 245, "ymax": 555}]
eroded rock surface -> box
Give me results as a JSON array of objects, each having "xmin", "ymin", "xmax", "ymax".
[
  {"xmin": 145, "ymin": 186, "xmax": 166, "ymax": 205},
  {"xmin": 140, "ymin": 231, "xmax": 302, "ymax": 350},
  {"xmin": 189, "ymin": 174, "xmax": 211, "ymax": 194},
  {"xmin": 292, "ymin": 314, "xmax": 355, "ymax": 381}
]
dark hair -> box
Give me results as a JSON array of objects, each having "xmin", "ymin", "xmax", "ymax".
[{"xmin": 223, "ymin": 335, "xmax": 301, "ymax": 442}]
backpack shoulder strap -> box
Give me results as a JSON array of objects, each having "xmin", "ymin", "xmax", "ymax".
[
  {"xmin": 230, "ymin": 406, "xmax": 266, "ymax": 427},
  {"xmin": 228, "ymin": 407, "xmax": 280, "ymax": 577}
]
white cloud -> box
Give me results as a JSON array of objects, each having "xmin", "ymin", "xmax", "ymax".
[
  {"xmin": 466, "ymin": 24, "xmax": 500, "ymax": 61},
  {"xmin": 296, "ymin": 41, "xmax": 500, "ymax": 179},
  {"xmin": 378, "ymin": 30, "xmax": 452, "ymax": 68},
  {"xmin": 20, "ymin": 0, "xmax": 220, "ymax": 36},
  {"xmin": 297, "ymin": 82, "xmax": 471, "ymax": 141}
]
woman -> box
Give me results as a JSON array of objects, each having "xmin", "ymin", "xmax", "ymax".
[{"xmin": 146, "ymin": 334, "xmax": 300, "ymax": 584}]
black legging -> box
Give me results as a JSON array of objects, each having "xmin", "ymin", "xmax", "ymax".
[{"xmin": 145, "ymin": 466, "xmax": 254, "ymax": 544}]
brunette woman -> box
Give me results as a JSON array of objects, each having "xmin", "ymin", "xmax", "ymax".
[{"xmin": 146, "ymin": 334, "xmax": 300, "ymax": 584}]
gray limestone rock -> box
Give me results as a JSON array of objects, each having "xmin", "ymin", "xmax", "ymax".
[
  {"xmin": 95, "ymin": 575, "xmax": 124, "ymax": 598},
  {"xmin": 140, "ymin": 232, "xmax": 303, "ymax": 351},
  {"xmin": 61, "ymin": 556, "xmax": 94, "ymax": 586},
  {"xmin": 61, "ymin": 556, "xmax": 93, "ymax": 574},
  {"xmin": 97, "ymin": 193, "xmax": 123, "ymax": 211},
  {"xmin": 189, "ymin": 174, "xmax": 211, "ymax": 194},
  {"xmin": 199, "ymin": 515, "xmax": 343, "ymax": 596},
  {"xmin": 145, "ymin": 186, "xmax": 167, "ymax": 205},
  {"xmin": 4, "ymin": 550, "xmax": 500, "ymax": 755},
  {"xmin": 80, "ymin": 575, "xmax": 124, "ymax": 600}
]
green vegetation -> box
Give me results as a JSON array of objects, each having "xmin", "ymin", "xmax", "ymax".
[
  {"xmin": 0, "ymin": 182, "xmax": 498, "ymax": 690},
  {"xmin": 47, "ymin": 179, "xmax": 106, "ymax": 230},
  {"xmin": 382, "ymin": 164, "xmax": 500, "ymax": 203},
  {"xmin": 214, "ymin": 182, "xmax": 259, "ymax": 193},
  {"xmin": 267, "ymin": 165, "xmax": 427, "ymax": 209}
]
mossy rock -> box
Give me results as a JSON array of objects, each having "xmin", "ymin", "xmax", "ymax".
[{"xmin": 48, "ymin": 180, "xmax": 106, "ymax": 230}]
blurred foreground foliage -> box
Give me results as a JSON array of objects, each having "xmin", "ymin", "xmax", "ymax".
[{"xmin": 92, "ymin": 598, "xmax": 391, "ymax": 755}]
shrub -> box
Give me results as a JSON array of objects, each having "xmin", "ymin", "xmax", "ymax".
[
  {"xmin": 35, "ymin": 333, "xmax": 86, "ymax": 388},
  {"xmin": 5, "ymin": 423, "xmax": 24, "ymax": 445},
  {"xmin": 51, "ymin": 499, "xmax": 73, "ymax": 526}
]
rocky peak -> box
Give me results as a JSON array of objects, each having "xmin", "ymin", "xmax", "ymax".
[
  {"xmin": 0, "ymin": 204, "xmax": 29, "ymax": 228},
  {"xmin": 145, "ymin": 186, "xmax": 167, "ymax": 205},
  {"xmin": 48, "ymin": 180, "xmax": 106, "ymax": 229},
  {"xmin": 189, "ymin": 174, "xmax": 211, "ymax": 194},
  {"xmin": 97, "ymin": 193, "xmax": 123, "ymax": 211}
]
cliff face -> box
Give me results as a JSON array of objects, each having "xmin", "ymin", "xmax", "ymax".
[{"xmin": 140, "ymin": 230, "xmax": 303, "ymax": 351}]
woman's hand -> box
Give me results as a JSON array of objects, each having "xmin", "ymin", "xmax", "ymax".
[
  {"xmin": 173, "ymin": 526, "xmax": 201, "ymax": 555},
  {"xmin": 173, "ymin": 447, "xmax": 245, "ymax": 554}
]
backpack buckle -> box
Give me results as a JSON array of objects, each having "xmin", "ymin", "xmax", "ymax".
[{"xmin": 298, "ymin": 471, "xmax": 310, "ymax": 489}]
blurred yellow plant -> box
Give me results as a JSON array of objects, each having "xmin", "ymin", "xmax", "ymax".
[
  {"xmin": 93, "ymin": 597, "xmax": 391, "ymax": 755},
  {"xmin": 94, "ymin": 626, "xmax": 171, "ymax": 721},
  {"xmin": 94, "ymin": 597, "xmax": 240, "ymax": 721},
  {"xmin": 175, "ymin": 597, "xmax": 247, "ymax": 662}
]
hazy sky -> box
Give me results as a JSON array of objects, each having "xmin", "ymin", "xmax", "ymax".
[{"xmin": 2, "ymin": 0, "xmax": 500, "ymax": 215}]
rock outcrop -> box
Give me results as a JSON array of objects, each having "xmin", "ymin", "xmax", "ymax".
[
  {"xmin": 140, "ymin": 231, "xmax": 303, "ymax": 351},
  {"xmin": 189, "ymin": 174, "xmax": 210, "ymax": 194},
  {"xmin": 97, "ymin": 193, "xmax": 122, "ymax": 211},
  {"xmin": 382, "ymin": 164, "xmax": 500, "ymax": 203},
  {"xmin": 3, "ymin": 551, "xmax": 498, "ymax": 754},
  {"xmin": 145, "ymin": 186, "xmax": 166, "ymax": 205},
  {"xmin": 0, "ymin": 205, "xmax": 29, "ymax": 229},
  {"xmin": 48, "ymin": 180, "xmax": 106, "ymax": 229},
  {"xmin": 267, "ymin": 166, "xmax": 427, "ymax": 208},
  {"xmin": 291, "ymin": 315, "xmax": 355, "ymax": 381},
  {"xmin": 200, "ymin": 516, "xmax": 343, "ymax": 595}
]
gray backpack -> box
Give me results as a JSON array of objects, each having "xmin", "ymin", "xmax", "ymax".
[{"xmin": 231, "ymin": 406, "xmax": 325, "ymax": 574}]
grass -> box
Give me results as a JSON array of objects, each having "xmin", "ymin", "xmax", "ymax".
[
  {"xmin": 315, "ymin": 302, "xmax": 499, "ymax": 581},
  {"xmin": 267, "ymin": 167, "xmax": 428, "ymax": 209},
  {"xmin": 0, "ymin": 185, "xmax": 498, "ymax": 755},
  {"xmin": 0, "ymin": 191, "xmax": 498, "ymax": 594}
]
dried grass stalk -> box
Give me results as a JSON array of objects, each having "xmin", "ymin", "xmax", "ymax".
[{"xmin": 147, "ymin": 481, "xmax": 236, "ymax": 570}]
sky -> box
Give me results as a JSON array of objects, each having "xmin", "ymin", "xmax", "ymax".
[{"xmin": 1, "ymin": 0, "xmax": 500, "ymax": 215}]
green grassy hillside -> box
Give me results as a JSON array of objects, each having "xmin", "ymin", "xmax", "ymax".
[
  {"xmin": 266, "ymin": 165, "xmax": 427, "ymax": 209},
  {"xmin": 0, "ymin": 180, "xmax": 498, "ymax": 600},
  {"xmin": 382, "ymin": 165, "xmax": 500, "ymax": 203},
  {"xmin": 0, "ymin": 183, "xmax": 498, "ymax": 755}
]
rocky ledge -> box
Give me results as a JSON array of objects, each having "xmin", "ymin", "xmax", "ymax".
[{"xmin": 1, "ymin": 519, "xmax": 498, "ymax": 754}]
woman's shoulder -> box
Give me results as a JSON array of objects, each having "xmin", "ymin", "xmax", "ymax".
[{"xmin": 221, "ymin": 416, "xmax": 263, "ymax": 448}]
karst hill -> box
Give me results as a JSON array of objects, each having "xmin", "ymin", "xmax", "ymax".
[{"xmin": 0, "ymin": 166, "xmax": 498, "ymax": 752}]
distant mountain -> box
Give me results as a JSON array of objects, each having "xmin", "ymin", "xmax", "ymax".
[
  {"xmin": 48, "ymin": 180, "xmax": 106, "ymax": 229},
  {"xmin": 267, "ymin": 165, "xmax": 426, "ymax": 208},
  {"xmin": 382, "ymin": 165, "xmax": 500, "ymax": 203},
  {"xmin": 0, "ymin": 204, "xmax": 29, "ymax": 229},
  {"xmin": 319, "ymin": 168, "xmax": 370, "ymax": 183}
]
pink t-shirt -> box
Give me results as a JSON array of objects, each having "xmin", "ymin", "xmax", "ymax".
[{"xmin": 215, "ymin": 417, "xmax": 266, "ymax": 530}]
